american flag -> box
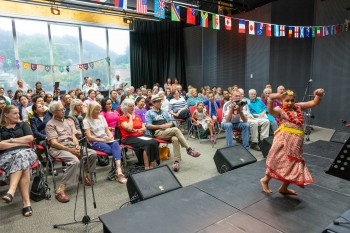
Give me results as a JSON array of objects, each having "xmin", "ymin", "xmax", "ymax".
[{"xmin": 137, "ymin": 0, "xmax": 147, "ymax": 14}]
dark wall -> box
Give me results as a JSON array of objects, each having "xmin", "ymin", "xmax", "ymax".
[{"xmin": 311, "ymin": 0, "xmax": 350, "ymax": 128}]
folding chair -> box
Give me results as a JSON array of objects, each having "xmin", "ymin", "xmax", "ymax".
[{"xmin": 186, "ymin": 106, "xmax": 203, "ymax": 143}]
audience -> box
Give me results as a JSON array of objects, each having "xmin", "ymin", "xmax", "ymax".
[
  {"xmin": 134, "ymin": 96, "xmax": 147, "ymax": 123},
  {"xmin": 169, "ymin": 90, "xmax": 191, "ymax": 131},
  {"xmin": 100, "ymin": 98, "xmax": 120, "ymax": 136}
]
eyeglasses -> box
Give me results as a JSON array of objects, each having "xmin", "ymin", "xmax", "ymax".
[
  {"xmin": 56, "ymin": 108, "xmax": 66, "ymax": 112},
  {"xmin": 106, "ymin": 103, "xmax": 112, "ymax": 105}
]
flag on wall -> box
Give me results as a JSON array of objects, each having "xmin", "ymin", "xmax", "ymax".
[
  {"xmin": 294, "ymin": 26, "xmax": 299, "ymax": 38},
  {"xmin": 288, "ymin": 26, "xmax": 293, "ymax": 38},
  {"xmin": 248, "ymin": 21, "xmax": 255, "ymax": 35},
  {"xmin": 225, "ymin": 17, "xmax": 232, "ymax": 30},
  {"xmin": 187, "ymin": 8, "xmax": 196, "ymax": 25},
  {"xmin": 171, "ymin": 4, "xmax": 181, "ymax": 21},
  {"xmin": 300, "ymin": 27, "xmax": 304, "ymax": 38},
  {"xmin": 212, "ymin": 14, "xmax": 220, "ymax": 30},
  {"xmin": 238, "ymin": 20, "xmax": 245, "ymax": 33},
  {"xmin": 280, "ymin": 25, "xmax": 285, "ymax": 36},
  {"xmin": 256, "ymin": 23, "xmax": 263, "ymax": 35},
  {"xmin": 306, "ymin": 27, "xmax": 310, "ymax": 37},
  {"xmin": 274, "ymin": 25, "xmax": 279, "ymax": 37},
  {"xmin": 136, "ymin": 0, "xmax": 147, "ymax": 14},
  {"xmin": 266, "ymin": 24, "xmax": 271, "ymax": 36},
  {"xmin": 316, "ymin": 27, "xmax": 321, "ymax": 37},
  {"xmin": 154, "ymin": 0, "xmax": 165, "ymax": 18},
  {"xmin": 200, "ymin": 12, "xmax": 208, "ymax": 28},
  {"xmin": 312, "ymin": 27, "xmax": 316, "ymax": 37},
  {"xmin": 115, "ymin": 0, "xmax": 127, "ymax": 9}
]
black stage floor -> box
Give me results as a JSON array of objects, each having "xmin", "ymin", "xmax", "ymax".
[{"xmin": 100, "ymin": 140, "xmax": 350, "ymax": 233}]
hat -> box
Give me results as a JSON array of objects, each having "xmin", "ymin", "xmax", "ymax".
[{"xmin": 151, "ymin": 94, "xmax": 162, "ymax": 102}]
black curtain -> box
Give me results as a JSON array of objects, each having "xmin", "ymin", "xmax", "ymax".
[{"xmin": 130, "ymin": 20, "xmax": 186, "ymax": 89}]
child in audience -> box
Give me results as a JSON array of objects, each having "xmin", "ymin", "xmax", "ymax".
[
  {"xmin": 260, "ymin": 88, "xmax": 325, "ymax": 195},
  {"xmin": 192, "ymin": 102, "xmax": 214, "ymax": 142}
]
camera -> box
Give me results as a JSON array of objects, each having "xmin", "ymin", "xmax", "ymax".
[{"xmin": 233, "ymin": 100, "xmax": 247, "ymax": 107}]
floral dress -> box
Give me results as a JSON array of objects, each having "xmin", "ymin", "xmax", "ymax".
[
  {"xmin": 265, "ymin": 103, "xmax": 313, "ymax": 187},
  {"xmin": 194, "ymin": 109, "xmax": 212, "ymax": 130}
]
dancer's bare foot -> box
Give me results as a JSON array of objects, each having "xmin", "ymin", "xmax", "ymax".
[
  {"xmin": 260, "ymin": 178, "xmax": 273, "ymax": 193},
  {"xmin": 279, "ymin": 188, "xmax": 298, "ymax": 195}
]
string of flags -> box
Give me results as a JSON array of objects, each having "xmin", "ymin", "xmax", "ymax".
[
  {"xmin": 105, "ymin": 0, "xmax": 349, "ymax": 38},
  {"xmin": 0, "ymin": 56, "xmax": 111, "ymax": 72}
]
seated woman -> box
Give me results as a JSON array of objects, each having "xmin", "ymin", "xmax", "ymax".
[
  {"xmin": 203, "ymin": 92, "xmax": 221, "ymax": 123},
  {"xmin": 169, "ymin": 90, "xmax": 191, "ymax": 131},
  {"xmin": 119, "ymin": 98, "xmax": 160, "ymax": 169},
  {"xmin": 158, "ymin": 91, "xmax": 169, "ymax": 112},
  {"xmin": 0, "ymin": 105, "xmax": 37, "ymax": 217},
  {"xmin": 18, "ymin": 95, "xmax": 30, "ymax": 122},
  {"xmin": 83, "ymin": 102, "xmax": 126, "ymax": 184},
  {"xmin": 100, "ymin": 98, "xmax": 120, "ymax": 137},
  {"xmin": 134, "ymin": 97, "xmax": 147, "ymax": 123},
  {"xmin": 83, "ymin": 89, "xmax": 96, "ymax": 112},
  {"xmin": 30, "ymin": 103, "xmax": 52, "ymax": 145},
  {"xmin": 187, "ymin": 88, "xmax": 203, "ymax": 107}
]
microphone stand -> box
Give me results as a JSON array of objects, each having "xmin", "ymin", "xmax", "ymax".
[
  {"xmin": 303, "ymin": 78, "xmax": 314, "ymax": 142},
  {"xmin": 53, "ymin": 117, "xmax": 99, "ymax": 233}
]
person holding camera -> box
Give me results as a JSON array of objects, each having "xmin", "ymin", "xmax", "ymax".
[{"xmin": 221, "ymin": 90, "xmax": 250, "ymax": 148}]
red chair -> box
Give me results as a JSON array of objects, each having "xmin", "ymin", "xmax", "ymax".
[{"xmin": 187, "ymin": 106, "xmax": 207, "ymax": 143}]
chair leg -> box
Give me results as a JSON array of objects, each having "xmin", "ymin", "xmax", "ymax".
[{"xmin": 187, "ymin": 125, "xmax": 194, "ymax": 139}]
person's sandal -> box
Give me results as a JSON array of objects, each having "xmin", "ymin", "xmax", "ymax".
[
  {"xmin": 2, "ymin": 193, "xmax": 13, "ymax": 204},
  {"xmin": 22, "ymin": 206, "xmax": 33, "ymax": 217},
  {"xmin": 117, "ymin": 174, "xmax": 127, "ymax": 184}
]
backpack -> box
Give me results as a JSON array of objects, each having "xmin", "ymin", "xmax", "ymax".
[
  {"xmin": 97, "ymin": 155, "xmax": 110, "ymax": 167},
  {"xmin": 30, "ymin": 162, "xmax": 51, "ymax": 202},
  {"xmin": 198, "ymin": 128, "xmax": 210, "ymax": 139}
]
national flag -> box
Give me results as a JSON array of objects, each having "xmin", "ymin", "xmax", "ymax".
[
  {"xmin": 330, "ymin": 25, "xmax": 334, "ymax": 35},
  {"xmin": 186, "ymin": 8, "xmax": 196, "ymax": 25},
  {"xmin": 238, "ymin": 20, "xmax": 245, "ymax": 33},
  {"xmin": 316, "ymin": 26, "xmax": 321, "ymax": 37},
  {"xmin": 334, "ymin": 25, "xmax": 337, "ymax": 35},
  {"xmin": 324, "ymin": 26, "xmax": 329, "ymax": 36},
  {"xmin": 225, "ymin": 17, "xmax": 232, "ymax": 30},
  {"xmin": 200, "ymin": 11, "xmax": 208, "ymax": 27},
  {"xmin": 212, "ymin": 14, "xmax": 220, "ymax": 30},
  {"xmin": 154, "ymin": 0, "xmax": 165, "ymax": 19},
  {"xmin": 266, "ymin": 24, "xmax": 271, "ymax": 36},
  {"xmin": 300, "ymin": 27, "xmax": 304, "ymax": 38},
  {"xmin": 274, "ymin": 25, "xmax": 279, "ymax": 37},
  {"xmin": 115, "ymin": 0, "xmax": 127, "ymax": 9},
  {"xmin": 280, "ymin": 25, "xmax": 285, "ymax": 36},
  {"xmin": 256, "ymin": 23, "xmax": 263, "ymax": 35},
  {"xmin": 337, "ymin": 24, "xmax": 341, "ymax": 34},
  {"xmin": 312, "ymin": 27, "xmax": 316, "ymax": 37},
  {"xmin": 248, "ymin": 21, "xmax": 255, "ymax": 35},
  {"xmin": 171, "ymin": 3, "xmax": 181, "ymax": 22},
  {"xmin": 294, "ymin": 26, "xmax": 299, "ymax": 38},
  {"xmin": 136, "ymin": 0, "xmax": 147, "ymax": 14},
  {"xmin": 306, "ymin": 27, "xmax": 310, "ymax": 38},
  {"xmin": 288, "ymin": 26, "xmax": 293, "ymax": 38}
]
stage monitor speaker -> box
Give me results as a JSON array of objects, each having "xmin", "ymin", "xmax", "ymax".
[
  {"xmin": 213, "ymin": 145, "xmax": 257, "ymax": 174},
  {"xmin": 126, "ymin": 165, "xmax": 182, "ymax": 202},
  {"xmin": 330, "ymin": 130, "xmax": 350, "ymax": 144},
  {"xmin": 260, "ymin": 136, "xmax": 274, "ymax": 158},
  {"xmin": 326, "ymin": 137, "xmax": 350, "ymax": 181},
  {"xmin": 323, "ymin": 209, "xmax": 350, "ymax": 233}
]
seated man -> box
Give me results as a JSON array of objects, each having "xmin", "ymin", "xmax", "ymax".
[
  {"xmin": 221, "ymin": 90, "xmax": 250, "ymax": 148},
  {"xmin": 145, "ymin": 95, "xmax": 200, "ymax": 172},
  {"xmin": 248, "ymin": 89, "xmax": 278, "ymax": 132},
  {"xmin": 46, "ymin": 101, "xmax": 97, "ymax": 203},
  {"xmin": 238, "ymin": 88, "xmax": 270, "ymax": 151}
]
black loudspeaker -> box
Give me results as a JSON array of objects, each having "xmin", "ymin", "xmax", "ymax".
[
  {"xmin": 323, "ymin": 209, "xmax": 350, "ymax": 233},
  {"xmin": 213, "ymin": 145, "xmax": 257, "ymax": 174},
  {"xmin": 126, "ymin": 165, "xmax": 182, "ymax": 202},
  {"xmin": 260, "ymin": 136, "xmax": 274, "ymax": 158},
  {"xmin": 330, "ymin": 130, "xmax": 350, "ymax": 144},
  {"xmin": 326, "ymin": 137, "xmax": 350, "ymax": 181}
]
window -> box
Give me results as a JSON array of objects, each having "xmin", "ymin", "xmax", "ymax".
[
  {"xmin": 16, "ymin": 19, "xmax": 51, "ymax": 92},
  {"xmin": 108, "ymin": 29, "xmax": 131, "ymax": 88},
  {"xmin": 51, "ymin": 24, "xmax": 81, "ymax": 92},
  {"xmin": 0, "ymin": 17, "xmax": 16, "ymax": 91}
]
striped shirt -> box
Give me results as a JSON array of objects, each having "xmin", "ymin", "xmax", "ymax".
[{"xmin": 169, "ymin": 97, "xmax": 188, "ymax": 113}]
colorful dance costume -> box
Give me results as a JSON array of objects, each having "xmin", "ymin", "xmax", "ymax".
[{"xmin": 265, "ymin": 103, "xmax": 313, "ymax": 187}]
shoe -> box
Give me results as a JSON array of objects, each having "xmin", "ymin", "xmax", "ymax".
[
  {"xmin": 189, "ymin": 134, "xmax": 196, "ymax": 139},
  {"xmin": 22, "ymin": 206, "xmax": 33, "ymax": 217},
  {"xmin": 50, "ymin": 169, "xmax": 58, "ymax": 176},
  {"xmin": 79, "ymin": 176, "xmax": 92, "ymax": 186},
  {"xmin": 251, "ymin": 143, "xmax": 261, "ymax": 151},
  {"xmin": 210, "ymin": 135, "xmax": 215, "ymax": 143},
  {"xmin": 2, "ymin": 193, "xmax": 13, "ymax": 204},
  {"xmin": 172, "ymin": 162, "xmax": 180, "ymax": 172},
  {"xmin": 117, "ymin": 174, "xmax": 127, "ymax": 184},
  {"xmin": 187, "ymin": 148, "xmax": 201, "ymax": 157},
  {"xmin": 55, "ymin": 190, "xmax": 70, "ymax": 203},
  {"xmin": 62, "ymin": 165, "xmax": 68, "ymax": 173}
]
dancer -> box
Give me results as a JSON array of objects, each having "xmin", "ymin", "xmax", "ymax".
[{"xmin": 260, "ymin": 88, "xmax": 325, "ymax": 195}]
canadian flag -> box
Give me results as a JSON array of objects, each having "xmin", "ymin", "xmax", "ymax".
[
  {"xmin": 249, "ymin": 21, "xmax": 255, "ymax": 35},
  {"xmin": 225, "ymin": 17, "xmax": 232, "ymax": 30}
]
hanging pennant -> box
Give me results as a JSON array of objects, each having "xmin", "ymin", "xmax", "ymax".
[
  {"xmin": 78, "ymin": 64, "xmax": 83, "ymax": 71},
  {"xmin": 266, "ymin": 24, "xmax": 271, "ymax": 36},
  {"xmin": 105, "ymin": 57, "xmax": 111, "ymax": 64},
  {"xmin": 52, "ymin": 66, "xmax": 57, "ymax": 73},
  {"xmin": 89, "ymin": 62, "xmax": 94, "ymax": 69},
  {"xmin": 15, "ymin": 60, "xmax": 20, "ymax": 69},
  {"xmin": 66, "ymin": 66, "xmax": 70, "ymax": 72},
  {"xmin": 212, "ymin": 14, "xmax": 220, "ymax": 30},
  {"xmin": 256, "ymin": 23, "xmax": 263, "ymax": 35},
  {"xmin": 280, "ymin": 25, "xmax": 285, "ymax": 36},
  {"xmin": 0, "ymin": 56, "xmax": 4, "ymax": 63},
  {"xmin": 249, "ymin": 21, "xmax": 255, "ymax": 35},
  {"xmin": 22, "ymin": 62, "xmax": 30, "ymax": 70},
  {"xmin": 225, "ymin": 17, "xmax": 232, "ymax": 30},
  {"xmin": 238, "ymin": 20, "xmax": 246, "ymax": 33},
  {"xmin": 8, "ymin": 59, "xmax": 14, "ymax": 65},
  {"xmin": 58, "ymin": 66, "xmax": 65, "ymax": 73},
  {"xmin": 83, "ymin": 63, "xmax": 89, "ymax": 70},
  {"xmin": 45, "ymin": 65, "xmax": 51, "ymax": 72},
  {"xmin": 37, "ymin": 65, "xmax": 44, "ymax": 72},
  {"xmin": 31, "ymin": 64, "xmax": 37, "ymax": 71}
]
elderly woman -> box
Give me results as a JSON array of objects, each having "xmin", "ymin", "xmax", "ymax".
[
  {"xmin": 134, "ymin": 97, "xmax": 147, "ymax": 123},
  {"xmin": 187, "ymin": 88, "xmax": 203, "ymax": 107},
  {"xmin": 68, "ymin": 99, "xmax": 85, "ymax": 137},
  {"xmin": 83, "ymin": 102, "xmax": 126, "ymax": 184},
  {"xmin": 119, "ymin": 98, "xmax": 160, "ymax": 169},
  {"xmin": 0, "ymin": 105, "xmax": 37, "ymax": 217},
  {"xmin": 169, "ymin": 90, "xmax": 191, "ymax": 131},
  {"xmin": 83, "ymin": 77, "xmax": 97, "ymax": 94},
  {"xmin": 100, "ymin": 98, "xmax": 120, "ymax": 136},
  {"xmin": 261, "ymin": 88, "xmax": 279, "ymax": 107},
  {"xmin": 44, "ymin": 93, "xmax": 53, "ymax": 107}
]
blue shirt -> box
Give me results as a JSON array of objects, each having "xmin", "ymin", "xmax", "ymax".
[
  {"xmin": 248, "ymin": 98, "xmax": 275, "ymax": 122},
  {"xmin": 145, "ymin": 108, "xmax": 172, "ymax": 135},
  {"xmin": 203, "ymin": 99, "xmax": 221, "ymax": 117}
]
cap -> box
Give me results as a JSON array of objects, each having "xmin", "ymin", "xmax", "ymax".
[{"xmin": 151, "ymin": 94, "xmax": 162, "ymax": 102}]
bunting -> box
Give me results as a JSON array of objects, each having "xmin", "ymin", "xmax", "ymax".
[
  {"xmin": 266, "ymin": 24, "xmax": 272, "ymax": 36},
  {"xmin": 171, "ymin": 4, "xmax": 181, "ymax": 22},
  {"xmin": 115, "ymin": 0, "xmax": 127, "ymax": 9},
  {"xmin": 248, "ymin": 21, "xmax": 255, "ymax": 35},
  {"xmin": 186, "ymin": 8, "xmax": 196, "ymax": 25},
  {"xmin": 154, "ymin": 0, "xmax": 165, "ymax": 19},
  {"xmin": 238, "ymin": 20, "xmax": 245, "ymax": 33},
  {"xmin": 225, "ymin": 17, "xmax": 232, "ymax": 30},
  {"xmin": 256, "ymin": 23, "xmax": 263, "ymax": 35},
  {"xmin": 136, "ymin": 0, "xmax": 147, "ymax": 14},
  {"xmin": 200, "ymin": 12, "xmax": 208, "ymax": 28},
  {"xmin": 212, "ymin": 14, "xmax": 220, "ymax": 30}
]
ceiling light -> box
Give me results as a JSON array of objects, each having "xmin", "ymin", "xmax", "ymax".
[{"xmin": 50, "ymin": 6, "xmax": 60, "ymax": 15}]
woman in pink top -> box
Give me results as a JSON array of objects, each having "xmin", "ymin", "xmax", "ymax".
[
  {"xmin": 100, "ymin": 98, "xmax": 120, "ymax": 136},
  {"xmin": 83, "ymin": 89, "xmax": 96, "ymax": 112}
]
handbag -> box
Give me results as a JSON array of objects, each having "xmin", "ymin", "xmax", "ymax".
[
  {"xmin": 30, "ymin": 162, "xmax": 51, "ymax": 202},
  {"xmin": 159, "ymin": 146, "xmax": 170, "ymax": 161}
]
